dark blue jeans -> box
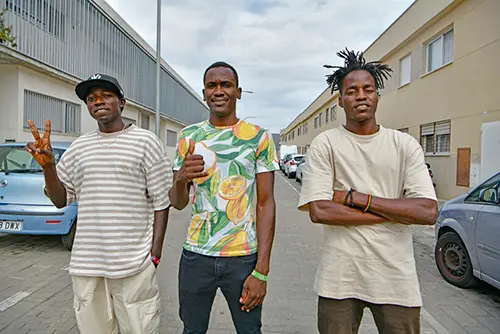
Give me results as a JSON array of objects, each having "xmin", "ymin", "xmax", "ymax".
[{"xmin": 178, "ymin": 249, "xmax": 263, "ymax": 334}]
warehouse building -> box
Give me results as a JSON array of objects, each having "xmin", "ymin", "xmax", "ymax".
[{"xmin": 0, "ymin": 0, "xmax": 208, "ymax": 157}]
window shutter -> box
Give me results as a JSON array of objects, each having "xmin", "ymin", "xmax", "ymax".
[
  {"xmin": 435, "ymin": 121, "xmax": 450, "ymax": 135},
  {"xmin": 421, "ymin": 123, "xmax": 434, "ymax": 136}
]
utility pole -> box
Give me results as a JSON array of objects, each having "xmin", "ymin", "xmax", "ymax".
[{"xmin": 155, "ymin": 0, "xmax": 161, "ymax": 136}]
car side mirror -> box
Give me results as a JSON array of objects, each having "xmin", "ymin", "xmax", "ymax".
[{"xmin": 480, "ymin": 188, "xmax": 499, "ymax": 204}]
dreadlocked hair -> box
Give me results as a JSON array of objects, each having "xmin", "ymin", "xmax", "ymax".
[{"xmin": 323, "ymin": 48, "xmax": 393, "ymax": 94}]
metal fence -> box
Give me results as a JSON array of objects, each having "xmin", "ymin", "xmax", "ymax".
[{"xmin": 1, "ymin": 0, "xmax": 208, "ymax": 125}]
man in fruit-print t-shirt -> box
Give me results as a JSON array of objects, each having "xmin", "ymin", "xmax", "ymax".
[
  {"xmin": 169, "ymin": 61, "xmax": 279, "ymax": 334},
  {"xmin": 174, "ymin": 119, "xmax": 277, "ymax": 256}
]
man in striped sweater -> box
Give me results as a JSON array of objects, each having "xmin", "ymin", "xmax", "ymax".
[{"xmin": 25, "ymin": 74, "xmax": 173, "ymax": 334}]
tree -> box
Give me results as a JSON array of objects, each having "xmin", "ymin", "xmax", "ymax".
[{"xmin": 0, "ymin": 8, "xmax": 17, "ymax": 48}]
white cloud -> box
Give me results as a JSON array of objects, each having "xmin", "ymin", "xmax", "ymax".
[{"xmin": 105, "ymin": 0, "xmax": 414, "ymax": 133}]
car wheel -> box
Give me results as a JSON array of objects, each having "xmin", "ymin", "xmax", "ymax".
[
  {"xmin": 435, "ymin": 231, "xmax": 479, "ymax": 288},
  {"xmin": 288, "ymin": 172, "xmax": 294, "ymax": 179},
  {"xmin": 61, "ymin": 220, "xmax": 77, "ymax": 251}
]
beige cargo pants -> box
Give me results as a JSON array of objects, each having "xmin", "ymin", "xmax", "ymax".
[{"xmin": 71, "ymin": 261, "xmax": 160, "ymax": 334}]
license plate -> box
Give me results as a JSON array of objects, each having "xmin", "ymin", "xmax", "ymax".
[{"xmin": 0, "ymin": 220, "xmax": 23, "ymax": 232}]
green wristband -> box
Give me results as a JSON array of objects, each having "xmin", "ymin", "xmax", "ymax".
[{"xmin": 252, "ymin": 270, "xmax": 268, "ymax": 282}]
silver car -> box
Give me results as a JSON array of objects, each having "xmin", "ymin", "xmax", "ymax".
[{"xmin": 435, "ymin": 172, "xmax": 500, "ymax": 290}]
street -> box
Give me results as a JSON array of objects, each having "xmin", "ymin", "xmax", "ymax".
[{"xmin": 0, "ymin": 173, "xmax": 499, "ymax": 334}]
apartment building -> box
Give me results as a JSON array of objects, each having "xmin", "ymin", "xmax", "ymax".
[
  {"xmin": 280, "ymin": 0, "xmax": 500, "ymax": 200},
  {"xmin": 0, "ymin": 0, "xmax": 208, "ymax": 158}
]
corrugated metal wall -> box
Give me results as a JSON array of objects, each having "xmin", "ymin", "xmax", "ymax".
[{"xmin": 1, "ymin": 0, "xmax": 208, "ymax": 125}]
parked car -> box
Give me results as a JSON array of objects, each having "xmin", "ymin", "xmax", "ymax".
[
  {"xmin": 0, "ymin": 142, "xmax": 77, "ymax": 250},
  {"xmin": 295, "ymin": 158, "xmax": 306, "ymax": 183},
  {"xmin": 281, "ymin": 153, "xmax": 293, "ymax": 172},
  {"xmin": 434, "ymin": 172, "xmax": 500, "ymax": 290},
  {"xmin": 284, "ymin": 154, "xmax": 305, "ymax": 178}
]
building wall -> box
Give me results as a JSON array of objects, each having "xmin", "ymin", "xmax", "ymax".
[
  {"xmin": 279, "ymin": 0, "xmax": 500, "ymax": 200},
  {"xmin": 281, "ymin": 92, "xmax": 346, "ymax": 154},
  {"xmin": 0, "ymin": 65, "xmax": 187, "ymax": 155},
  {"xmin": 375, "ymin": 0, "xmax": 500, "ymax": 199},
  {"xmin": 161, "ymin": 119, "xmax": 184, "ymax": 159},
  {"xmin": 0, "ymin": 65, "xmax": 19, "ymax": 142}
]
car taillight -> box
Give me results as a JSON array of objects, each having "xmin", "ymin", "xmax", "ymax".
[
  {"xmin": 290, "ymin": 160, "xmax": 295, "ymax": 165},
  {"xmin": 46, "ymin": 220, "xmax": 62, "ymax": 224}
]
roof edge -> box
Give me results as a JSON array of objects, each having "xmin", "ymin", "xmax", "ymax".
[{"xmin": 92, "ymin": 0, "xmax": 207, "ymax": 108}]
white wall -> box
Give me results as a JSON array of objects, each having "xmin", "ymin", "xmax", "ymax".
[
  {"xmin": 16, "ymin": 66, "xmax": 144, "ymax": 142},
  {"xmin": 0, "ymin": 65, "xmax": 20, "ymax": 143}
]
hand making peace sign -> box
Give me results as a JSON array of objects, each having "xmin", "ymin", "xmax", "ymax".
[{"xmin": 25, "ymin": 120, "xmax": 55, "ymax": 167}]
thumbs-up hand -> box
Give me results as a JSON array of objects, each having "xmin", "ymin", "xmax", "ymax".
[{"xmin": 178, "ymin": 139, "xmax": 208, "ymax": 184}]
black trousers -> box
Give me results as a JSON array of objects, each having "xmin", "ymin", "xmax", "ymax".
[{"xmin": 178, "ymin": 249, "xmax": 262, "ymax": 334}]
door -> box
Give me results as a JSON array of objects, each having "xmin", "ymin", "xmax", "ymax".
[
  {"xmin": 475, "ymin": 174, "xmax": 500, "ymax": 283},
  {"xmin": 480, "ymin": 121, "xmax": 500, "ymax": 183}
]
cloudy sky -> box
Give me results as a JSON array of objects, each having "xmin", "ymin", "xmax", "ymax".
[{"xmin": 104, "ymin": 0, "xmax": 415, "ymax": 133}]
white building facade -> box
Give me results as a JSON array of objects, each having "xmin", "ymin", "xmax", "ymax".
[{"xmin": 0, "ymin": 0, "xmax": 208, "ymax": 158}]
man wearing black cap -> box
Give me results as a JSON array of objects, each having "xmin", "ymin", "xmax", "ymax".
[{"xmin": 26, "ymin": 74, "xmax": 173, "ymax": 334}]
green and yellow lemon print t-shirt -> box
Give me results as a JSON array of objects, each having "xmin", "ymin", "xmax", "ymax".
[{"xmin": 173, "ymin": 119, "xmax": 279, "ymax": 257}]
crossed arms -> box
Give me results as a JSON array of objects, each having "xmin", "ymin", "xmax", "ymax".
[{"xmin": 308, "ymin": 190, "xmax": 438, "ymax": 227}]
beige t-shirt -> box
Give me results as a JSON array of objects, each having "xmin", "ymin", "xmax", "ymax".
[{"xmin": 298, "ymin": 125, "xmax": 437, "ymax": 307}]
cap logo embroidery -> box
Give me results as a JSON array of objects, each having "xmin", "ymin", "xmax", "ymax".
[{"xmin": 90, "ymin": 74, "xmax": 102, "ymax": 80}]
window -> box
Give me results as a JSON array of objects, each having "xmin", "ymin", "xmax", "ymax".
[
  {"xmin": 293, "ymin": 156, "xmax": 305, "ymax": 163},
  {"xmin": 122, "ymin": 116, "xmax": 137, "ymax": 125},
  {"xmin": 325, "ymin": 108, "xmax": 330, "ymax": 124},
  {"xmin": 420, "ymin": 120, "xmax": 451, "ymax": 154},
  {"xmin": 466, "ymin": 173, "xmax": 500, "ymax": 203},
  {"xmin": 399, "ymin": 54, "xmax": 411, "ymax": 86},
  {"xmin": 319, "ymin": 113, "xmax": 322, "ymax": 127},
  {"xmin": 23, "ymin": 90, "xmax": 81, "ymax": 135},
  {"xmin": 427, "ymin": 29, "xmax": 454, "ymax": 72},
  {"xmin": 297, "ymin": 127, "xmax": 301, "ymax": 136},
  {"xmin": 331, "ymin": 104, "xmax": 337, "ymax": 121},
  {"xmin": 141, "ymin": 114, "xmax": 150, "ymax": 130},
  {"xmin": 166, "ymin": 130, "xmax": 177, "ymax": 147},
  {"xmin": 314, "ymin": 117, "xmax": 318, "ymax": 129}
]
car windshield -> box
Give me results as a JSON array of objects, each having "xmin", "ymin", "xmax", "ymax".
[{"xmin": 0, "ymin": 146, "xmax": 65, "ymax": 174}]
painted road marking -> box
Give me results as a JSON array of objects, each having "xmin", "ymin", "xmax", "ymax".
[
  {"xmin": 277, "ymin": 170, "xmax": 450, "ymax": 334},
  {"xmin": 0, "ymin": 291, "xmax": 32, "ymax": 312}
]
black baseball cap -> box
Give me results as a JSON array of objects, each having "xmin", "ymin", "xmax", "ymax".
[{"xmin": 75, "ymin": 73, "xmax": 125, "ymax": 101}]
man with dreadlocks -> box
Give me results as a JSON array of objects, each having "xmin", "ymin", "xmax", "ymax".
[{"xmin": 298, "ymin": 49, "xmax": 438, "ymax": 334}]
